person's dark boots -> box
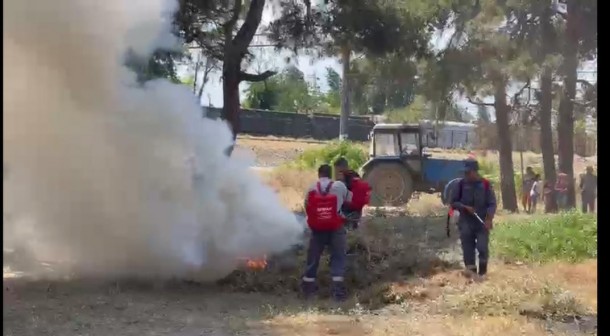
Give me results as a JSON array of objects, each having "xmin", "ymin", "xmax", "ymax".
[
  {"xmin": 462, "ymin": 265, "xmax": 477, "ymax": 278},
  {"xmin": 300, "ymin": 281, "xmax": 318, "ymax": 299},
  {"xmin": 331, "ymin": 281, "xmax": 347, "ymax": 302},
  {"xmin": 478, "ymin": 262, "xmax": 488, "ymax": 277}
]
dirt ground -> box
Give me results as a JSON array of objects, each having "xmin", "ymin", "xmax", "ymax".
[
  {"xmin": 3, "ymin": 238, "xmax": 597, "ymax": 336},
  {"xmin": 234, "ymin": 136, "xmax": 326, "ymax": 167},
  {"xmin": 4, "ymin": 136, "xmax": 597, "ymax": 336}
]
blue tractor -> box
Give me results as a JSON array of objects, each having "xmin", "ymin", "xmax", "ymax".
[{"xmin": 360, "ymin": 123, "xmax": 467, "ymax": 206}]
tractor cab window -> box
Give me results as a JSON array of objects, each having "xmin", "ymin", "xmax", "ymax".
[
  {"xmin": 374, "ymin": 133, "xmax": 399, "ymax": 156},
  {"xmin": 400, "ymin": 132, "xmax": 420, "ymax": 156}
]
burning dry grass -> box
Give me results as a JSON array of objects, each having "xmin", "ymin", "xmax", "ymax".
[{"xmin": 218, "ymin": 214, "xmax": 461, "ymax": 300}]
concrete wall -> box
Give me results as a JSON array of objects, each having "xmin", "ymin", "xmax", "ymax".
[{"xmin": 203, "ymin": 107, "xmax": 374, "ymax": 141}]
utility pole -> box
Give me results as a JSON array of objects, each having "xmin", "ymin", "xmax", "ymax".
[{"xmin": 339, "ymin": 46, "xmax": 351, "ymax": 141}]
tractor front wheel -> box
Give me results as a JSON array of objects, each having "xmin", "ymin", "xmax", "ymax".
[{"xmin": 363, "ymin": 162, "xmax": 414, "ymax": 207}]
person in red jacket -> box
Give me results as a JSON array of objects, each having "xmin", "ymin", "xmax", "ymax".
[{"xmin": 333, "ymin": 157, "xmax": 369, "ymax": 229}]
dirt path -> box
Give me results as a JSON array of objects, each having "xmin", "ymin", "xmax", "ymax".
[{"xmin": 235, "ymin": 136, "xmax": 325, "ymax": 167}]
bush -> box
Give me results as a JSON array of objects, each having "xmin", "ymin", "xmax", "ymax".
[
  {"xmin": 492, "ymin": 211, "xmax": 597, "ymax": 263},
  {"xmin": 286, "ymin": 141, "xmax": 368, "ymax": 170}
]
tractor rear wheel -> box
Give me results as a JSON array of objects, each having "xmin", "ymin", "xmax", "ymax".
[{"xmin": 363, "ymin": 162, "xmax": 414, "ymax": 207}]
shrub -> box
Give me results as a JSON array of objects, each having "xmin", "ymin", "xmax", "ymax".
[
  {"xmin": 492, "ymin": 211, "xmax": 597, "ymax": 263},
  {"xmin": 286, "ymin": 141, "xmax": 368, "ymax": 170}
]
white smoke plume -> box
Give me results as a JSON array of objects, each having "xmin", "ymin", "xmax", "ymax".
[{"xmin": 3, "ymin": 0, "xmax": 302, "ymax": 280}]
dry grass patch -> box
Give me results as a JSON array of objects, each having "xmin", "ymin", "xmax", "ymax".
[
  {"xmin": 236, "ymin": 136, "xmax": 326, "ymax": 167},
  {"xmin": 266, "ymin": 313, "xmax": 556, "ymax": 336},
  {"xmin": 407, "ymin": 193, "xmax": 446, "ymax": 217},
  {"xmin": 536, "ymin": 260, "xmax": 597, "ymax": 312},
  {"xmin": 439, "ymin": 263, "xmax": 592, "ymax": 319},
  {"xmin": 259, "ymin": 168, "xmax": 316, "ymax": 211}
]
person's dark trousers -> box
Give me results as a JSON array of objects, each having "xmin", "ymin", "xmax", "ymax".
[
  {"xmin": 581, "ymin": 192, "xmax": 596, "ymax": 213},
  {"xmin": 341, "ymin": 205, "xmax": 362, "ymax": 230},
  {"xmin": 458, "ymin": 220, "xmax": 489, "ymax": 276},
  {"xmin": 303, "ymin": 227, "xmax": 347, "ymax": 281}
]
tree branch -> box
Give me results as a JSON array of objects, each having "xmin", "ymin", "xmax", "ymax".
[
  {"xmin": 224, "ymin": 0, "xmax": 243, "ymax": 29},
  {"xmin": 233, "ymin": 0, "xmax": 265, "ymax": 52},
  {"xmin": 576, "ymin": 79, "xmax": 595, "ymax": 89},
  {"xmin": 239, "ymin": 70, "xmax": 277, "ymax": 82},
  {"xmin": 467, "ymin": 97, "xmax": 495, "ymax": 107},
  {"xmin": 511, "ymin": 79, "xmax": 531, "ymax": 106}
]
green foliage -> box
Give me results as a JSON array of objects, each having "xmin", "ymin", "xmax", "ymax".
[
  {"xmin": 492, "ymin": 211, "xmax": 597, "ymax": 263},
  {"xmin": 478, "ymin": 158, "xmax": 499, "ymax": 183},
  {"xmin": 324, "ymin": 67, "xmax": 342, "ymax": 111},
  {"xmin": 124, "ymin": 49, "xmax": 183, "ymax": 84},
  {"xmin": 350, "ymin": 55, "xmax": 418, "ymax": 115},
  {"xmin": 243, "ymin": 66, "xmax": 324, "ymax": 112},
  {"xmin": 286, "ymin": 141, "xmax": 368, "ymax": 170},
  {"xmin": 268, "ymin": 0, "xmax": 433, "ymax": 58},
  {"xmin": 384, "ymin": 95, "xmax": 427, "ymax": 123}
]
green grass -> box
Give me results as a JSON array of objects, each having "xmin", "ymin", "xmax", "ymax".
[
  {"xmin": 492, "ymin": 211, "xmax": 597, "ymax": 263},
  {"xmin": 285, "ymin": 141, "xmax": 368, "ymax": 170}
]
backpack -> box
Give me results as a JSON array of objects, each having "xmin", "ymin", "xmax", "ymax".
[
  {"xmin": 457, "ymin": 178, "xmax": 491, "ymax": 200},
  {"xmin": 442, "ymin": 178, "xmax": 462, "ymax": 205},
  {"xmin": 306, "ymin": 181, "xmax": 345, "ymax": 231},
  {"xmin": 347, "ymin": 177, "xmax": 371, "ymax": 211}
]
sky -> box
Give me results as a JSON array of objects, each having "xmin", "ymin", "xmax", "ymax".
[{"xmin": 180, "ymin": 4, "xmax": 597, "ymax": 121}]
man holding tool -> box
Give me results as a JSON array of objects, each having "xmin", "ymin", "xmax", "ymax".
[{"xmin": 451, "ymin": 159, "xmax": 497, "ymax": 280}]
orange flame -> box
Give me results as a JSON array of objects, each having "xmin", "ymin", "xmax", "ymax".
[{"xmin": 240, "ymin": 255, "xmax": 268, "ymax": 270}]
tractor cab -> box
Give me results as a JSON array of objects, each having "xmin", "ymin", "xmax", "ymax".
[
  {"xmin": 368, "ymin": 123, "xmax": 430, "ymax": 159},
  {"xmin": 361, "ymin": 123, "xmax": 464, "ymax": 206}
]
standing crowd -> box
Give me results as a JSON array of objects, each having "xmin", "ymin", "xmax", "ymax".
[{"xmin": 521, "ymin": 165, "xmax": 596, "ymax": 214}]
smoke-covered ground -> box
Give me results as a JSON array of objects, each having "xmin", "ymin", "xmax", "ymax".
[{"xmin": 3, "ymin": 0, "xmax": 301, "ymax": 280}]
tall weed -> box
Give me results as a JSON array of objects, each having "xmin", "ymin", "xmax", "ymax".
[
  {"xmin": 286, "ymin": 141, "xmax": 368, "ymax": 170},
  {"xmin": 492, "ymin": 211, "xmax": 597, "ymax": 263}
]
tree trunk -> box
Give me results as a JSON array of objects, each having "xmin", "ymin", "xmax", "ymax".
[
  {"xmin": 539, "ymin": 68, "xmax": 557, "ymax": 212},
  {"xmin": 219, "ymin": 0, "xmax": 267, "ymax": 156},
  {"xmin": 339, "ymin": 45, "xmax": 351, "ymax": 140},
  {"xmin": 222, "ymin": 60, "xmax": 241, "ymax": 155},
  {"xmin": 494, "ymin": 81, "xmax": 518, "ymax": 212},
  {"xmin": 198, "ymin": 56, "xmax": 213, "ymax": 99},
  {"xmin": 557, "ymin": 0, "xmax": 579, "ymax": 209},
  {"xmin": 193, "ymin": 52, "xmax": 201, "ymax": 94}
]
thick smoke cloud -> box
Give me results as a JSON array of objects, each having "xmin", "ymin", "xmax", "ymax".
[{"xmin": 3, "ymin": 0, "xmax": 302, "ymax": 280}]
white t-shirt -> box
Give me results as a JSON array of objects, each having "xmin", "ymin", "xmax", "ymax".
[
  {"xmin": 530, "ymin": 181, "xmax": 542, "ymax": 197},
  {"xmin": 305, "ymin": 178, "xmax": 351, "ymax": 212}
]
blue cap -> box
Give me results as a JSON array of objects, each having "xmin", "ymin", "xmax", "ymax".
[{"xmin": 463, "ymin": 159, "xmax": 479, "ymax": 172}]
